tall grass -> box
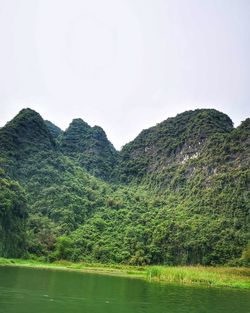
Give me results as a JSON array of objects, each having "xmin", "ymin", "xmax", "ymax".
[{"xmin": 146, "ymin": 266, "xmax": 250, "ymax": 289}]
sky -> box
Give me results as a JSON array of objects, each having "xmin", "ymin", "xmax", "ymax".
[{"xmin": 0, "ymin": 0, "xmax": 249, "ymax": 149}]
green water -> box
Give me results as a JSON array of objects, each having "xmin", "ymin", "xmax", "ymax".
[{"xmin": 0, "ymin": 267, "xmax": 249, "ymax": 313}]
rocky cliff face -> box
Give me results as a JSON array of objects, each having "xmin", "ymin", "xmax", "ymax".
[{"xmin": 118, "ymin": 109, "xmax": 237, "ymax": 184}]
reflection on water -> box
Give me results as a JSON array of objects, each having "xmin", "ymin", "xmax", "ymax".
[{"xmin": 0, "ymin": 267, "xmax": 249, "ymax": 313}]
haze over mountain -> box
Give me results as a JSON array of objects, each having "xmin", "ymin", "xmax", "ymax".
[{"xmin": 0, "ymin": 108, "xmax": 249, "ymax": 266}]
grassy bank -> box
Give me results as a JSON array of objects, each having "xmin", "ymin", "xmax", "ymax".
[
  {"xmin": 146, "ymin": 266, "xmax": 250, "ymax": 289},
  {"xmin": 0, "ymin": 258, "xmax": 249, "ymax": 289},
  {"xmin": 0, "ymin": 258, "xmax": 145, "ymax": 277}
]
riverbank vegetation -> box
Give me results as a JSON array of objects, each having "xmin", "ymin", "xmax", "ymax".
[{"xmin": 0, "ymin": 258, "xmax": 249, "ymax": 289}]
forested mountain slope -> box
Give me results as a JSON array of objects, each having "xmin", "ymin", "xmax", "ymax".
[
  {"xmin": 59, "ymin": 118, "xmax": 118, "ymax": 180},
  {"xmin": 118, "ymin": 109, "xmax": 234, "ymax": 183},
  {"xmin": 44, "ymin": 120, "xmax": 63, "ymax": 140},
  {"xmin": 0, "ymin": 172, "xmax": 27, "ymax": 258},
  {"xmin": 0, "ymin": 108, "xmax": 249, "ymax": 265}
]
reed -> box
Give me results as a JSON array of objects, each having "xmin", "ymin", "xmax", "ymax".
[{"xmin": 146, "ymin": 265, "xmax": 250, "ymax": 288}]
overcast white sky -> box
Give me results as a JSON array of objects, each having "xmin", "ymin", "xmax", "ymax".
[{"xmin": 0, "ymin": 0, "xmax": 249, "ymax": 149}]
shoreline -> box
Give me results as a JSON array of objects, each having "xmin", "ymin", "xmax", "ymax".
[{"xmin": 0, "ymin": 258, "xmax": 249, "ymax": 290}]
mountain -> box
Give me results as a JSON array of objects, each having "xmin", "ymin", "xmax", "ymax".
[
  {"xmin": 118, "ymin": 109, "xmax": 234, "ymax": 183},
  {"xmin": 44, "ymin": 120, "xmax": 63, "ymax": 140},
  {"xmin": 0, "ymin": 108, "xmax": 249, "ymax": 266},
  {"xmin": 0, "ymin": 108, "xmax": 55, "ymax": 157},
  {"xmin": 59, "ymin": 118, "xmax": 118, "ymax": 180}
]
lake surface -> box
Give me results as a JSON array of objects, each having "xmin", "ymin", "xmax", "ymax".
[{"xmin": 0, "ymin": 266, "xmax": 249, "ymax": 313}]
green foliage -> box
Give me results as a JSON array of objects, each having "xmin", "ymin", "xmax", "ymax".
[
  {"xmin": 44, "ymin": 120, "xmax": 63, "ymax": 140},
  {"xmin": 0, "ymin": 174, "xmax": 28, "ymax": 257},
  {"xmin": 0, "ymin": 108, "xmax": 249, "ymax": 267},
  {"xmin": 117, "ymin": 109, "xmax": 234, "ymax": 183},
  {"xmin": 0, "ymin": 108, "xmax": 55, "ymax": 159},
  {"xmin": 59, "ymin": 119, "xmax": 118, "ymax": 180},
  {"xmin": 240, "ymin": 241, "xmax": 250, "ymax": 266},
  {"xmin": 53, "ymin": 236, "xmax": 74, "ymax": 260}
]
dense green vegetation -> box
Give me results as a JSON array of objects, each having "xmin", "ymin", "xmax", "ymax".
[
  {"xmin": 59, "ymin": 118, "xmax": 118, "ymax": 180},
  {"xmin": 0, "ymin": 108, "xmax": 249, "ymax": 267},
  {"xmin": 118, "ymin": 109, "xmax": 234, "ymax": 183},
  {"xmin": 0, "ymin": 172, "xmax": 27, "ymax": 257}
]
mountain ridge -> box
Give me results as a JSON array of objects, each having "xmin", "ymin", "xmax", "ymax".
[{"xmin": 0, "ymin": 107, "xmax": 249, "ymax": 266}]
